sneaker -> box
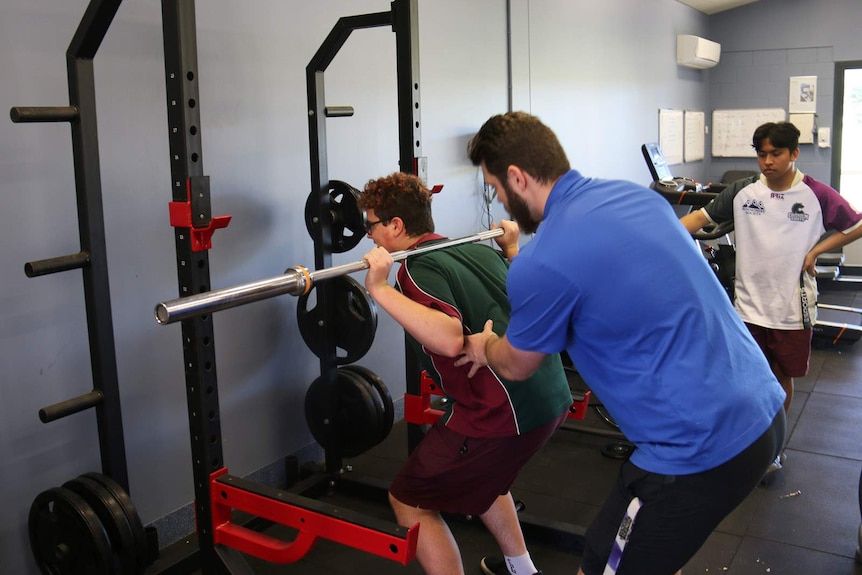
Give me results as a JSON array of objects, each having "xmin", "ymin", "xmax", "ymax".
[
  {"xmin": 480, "ymin": 556, "xmax": 542, "ymax": 575},
  {"xmin": 760, "ymin": 451, "xmax": 786, "ymax": 485}
]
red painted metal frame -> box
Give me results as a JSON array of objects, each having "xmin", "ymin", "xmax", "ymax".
[
  {"xmin": 567, "ymin": 390, "xmax": 592, "ymax": 420},
  {"xmin": 168, "ymin": 179, "xmax": 232, "ymax": 252},
  {"xmin": 402, "ymin": 371, "xmax": 445, "ymax": 425},
  {"xmin": 209, "ymin": 468, "xmax": 418, "ymax": 565}
]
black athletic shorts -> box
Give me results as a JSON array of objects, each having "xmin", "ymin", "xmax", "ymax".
[{"xmin": 579, "ymin": 409, "xmax": 785, "ymax": 575}]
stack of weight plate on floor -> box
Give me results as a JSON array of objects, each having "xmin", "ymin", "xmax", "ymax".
[{"xmin": 28, "ymin": 472, "xmax": 151, "ymax": 574}]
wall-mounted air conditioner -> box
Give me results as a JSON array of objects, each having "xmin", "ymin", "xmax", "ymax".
[{"xmin": 677, "ymin": 34, "xmax": 721, "ymax": 69}]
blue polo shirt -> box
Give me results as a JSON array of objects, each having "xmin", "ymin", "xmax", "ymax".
[{"xmin": 506, "ymin": 170, "xmax": 785, "ymax": 475}]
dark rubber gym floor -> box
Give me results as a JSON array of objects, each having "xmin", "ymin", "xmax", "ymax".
[{"xmin": 237, "ymin": 288, "xmax": 862, "ymax": 575}]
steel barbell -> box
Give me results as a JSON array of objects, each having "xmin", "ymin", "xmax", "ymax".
[{"xmin": 154, "ymin": 227, "xmax": 505, "ymax": 325}]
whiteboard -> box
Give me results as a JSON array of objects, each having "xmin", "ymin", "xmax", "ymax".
[
  {"xmin": 711, "ymin": 108, "xmax": 786, "ymax": 157},
  {"xmin": 684, "ymin": 110, "xmax": 705, "ymax": 162},
  {"xmin": 659, "ymin": 109, "xmax": 684, "ymax": 165}
]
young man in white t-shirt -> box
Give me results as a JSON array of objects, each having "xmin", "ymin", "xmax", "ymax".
[{"xmin": 681, "ymin": 122, "xmax": 862, "ymax": 474}]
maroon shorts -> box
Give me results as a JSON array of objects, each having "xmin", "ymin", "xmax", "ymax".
[
  {"xmin": 745, "ymin": 323, "xmax": 812, "ymax": 378},
  {"xmin": 389, "ymin": 413, "xmax": 566, "ymax": 516}
]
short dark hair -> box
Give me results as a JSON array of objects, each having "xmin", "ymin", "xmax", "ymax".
[
  {"xmin": 467, "ymin": 112, "xmax": 570, "ymax": 185},
  {"xmin": 752, "ymin": 122, "xmax": 801, "ymax": 152},
  {"xmin": 359, "ymin": 172, "xmax": 434, "ymax": 236}
]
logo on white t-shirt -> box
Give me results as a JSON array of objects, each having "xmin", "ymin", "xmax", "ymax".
[
  {"xmin": 788, "ymin": 202, "xmax": 810, "ymax": 222},
  {"xmin": 742, "ymin": 199, "xmax": 765, "ymax": 215}
]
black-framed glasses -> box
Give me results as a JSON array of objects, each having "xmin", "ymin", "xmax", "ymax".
[{"xmin": 364, "ymin": 218, "xmax": 389, "ymax": 234}]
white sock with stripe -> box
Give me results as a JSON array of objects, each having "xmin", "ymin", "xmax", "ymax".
[{"xmin": 503, "ymin": 552, "xmax": 538, "ymax": 574}]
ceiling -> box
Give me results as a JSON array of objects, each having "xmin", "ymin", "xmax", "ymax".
[{"xmin": 677, "ymin": 0, "xmax": 760, "ymax": 15}]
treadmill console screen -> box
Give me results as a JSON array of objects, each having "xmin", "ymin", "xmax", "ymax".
[{"xmin": 641, "ymin": 142, "xmax": 673, "ymax": 181}]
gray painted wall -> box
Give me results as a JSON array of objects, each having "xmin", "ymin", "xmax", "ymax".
[
  {"xmin": 0, "ymin": 2, "xmax": 507, "ymax": 572},
  {"xmin": 518, "ymin": 0, "xmax": 712, "ymax": 184},
  {"xmin": 4, "ymin": 0, "xmax": 855, "ymax": 573}
]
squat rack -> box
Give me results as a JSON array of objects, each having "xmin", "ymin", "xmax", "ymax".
[
  {"xmin": 159, "ymin": 0, "xmax": 422, "ymax": 572},
  {"xmin": 160, "ymin": 0, "xmax": 591, "ymax": 567}
]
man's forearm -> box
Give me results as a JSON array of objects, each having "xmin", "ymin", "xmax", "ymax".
[{"xmin": 485, "ymin": 333, "xmax": 544, "ymax": 381}]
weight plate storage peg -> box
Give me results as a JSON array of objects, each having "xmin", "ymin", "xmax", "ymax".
[
  {"xmin": 297, "ymin": 275, "xmax": 378, "ymax": 365},
  {"xmin": 62, "ymin": 476, "xmax": 141, "ymax": 574},
  {"xmin": 29, "ymin": 486, "xmax": 113, "ymax": 575},
  {"xmin": 304, "ymin": 180, "xmax": 365, "ymax": 253}
]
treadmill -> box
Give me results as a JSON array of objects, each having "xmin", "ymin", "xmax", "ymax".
[
  {"xmin": 641, "ymin": 142, "xmax": 726, "ymax": 194},
  {"xmin": 813, "ymin": 304, "xmax": 862, "ymax": 345},
  {"xmin": 641, "ymin": 142, "xmax": 862, "ymax": 345}
]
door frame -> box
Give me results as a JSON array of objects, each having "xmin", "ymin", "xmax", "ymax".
[{"xmin": 831, "ymin": 60, "xmax": 862, "ymax": 265}]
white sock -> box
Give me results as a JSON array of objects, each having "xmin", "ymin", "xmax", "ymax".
[{"xmin": 504, "ymin": 552, "xmax": 537, "ymax": 575}]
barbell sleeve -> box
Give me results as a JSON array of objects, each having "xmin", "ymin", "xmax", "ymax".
[
  {"xmin": 154, "ymin": 269, "xmax": 307, "ymax": 325},
  {"xmin": 154, "ymin": 227, "xmax": 504, "ymax": 325}
]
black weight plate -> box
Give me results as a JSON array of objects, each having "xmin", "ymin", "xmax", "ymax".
[
  {"xmin": 79, "ymin": 473, "xmax": 149, "ymax": 570},
  {"xmin": 333, "ymin": 369, "xmax": 379, "ymax": 457},
  {"xmin": 29, "ymin": 486, "xmax": 112, "ymax": 575},
  {"xmin": 342, "ymin": 365, "xmax": 394, "ymax": 445},
  {"xmin": 304, "ymin": 375, "xmax": 334, "ymax": 452},
  {"xmin": 337, "ymin": 368, "xmax": 384, "ymax": 452},
  {"xmin": 340, "ymin": 365, "xmax": 385, "ymax": 445},
  {"xmin": 304, "ymin": 180, "xmax": 365, "ymax": 253},
  {"xmin": 304, "ymin": 372, "xmax": 371, "ymax": 457},
  {"xmin": 297, "ymin": 275, "xmax": 377, "ymax": 365},
  {"xmin": 63, "ymin": 476, "xmax": 139, "ymax": 574},
  {"xmin": 305, "ymin": 370, "xmax": 381, "ymax": 457}
]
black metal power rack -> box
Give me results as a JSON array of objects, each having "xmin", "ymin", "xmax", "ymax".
[
  {"xmin": 304, "ymin": 0, "xmax": 423, "ymax": 474},
  {"xmin": 157, "ymin": 1, "xmax": 424, "ymax": 573},
  {"xmin": 10, "ymin": 0, "xmax": 130, "ymax": 496}
]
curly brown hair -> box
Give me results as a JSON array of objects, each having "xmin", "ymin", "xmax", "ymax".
[{"xmin": 359, "ymin": 172, "xmax": 434, "ymax": 236}]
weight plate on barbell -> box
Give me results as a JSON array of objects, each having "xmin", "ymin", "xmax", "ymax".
[
  {"xmin": 305, "ymin": 369, "xmax": 381, "ymax": 457},
  {"xmin": 341, "ymin": 364, "xmax": 394, "ymax": 446},
  {"xmin": 63, "ymin": 476, "xmax": 140, "ymax": 574},
  {"xmin": 79, "ymin": 473, "xmax": 150, "ymax": 570},
  {"xmin": 29, "ymin": 486, "xmax": 113, "ymax": 575},
  {"xmin": 304, "ymin": 180, "xmax": 365, "ymax": 253},
  {"xmin": 297, "ymin": 275, "xmax": 377, "ymax": 365}
]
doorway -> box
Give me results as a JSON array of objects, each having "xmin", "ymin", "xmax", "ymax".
[{"xmin": 833, "ymin": 60, "xmax": 862, "ymax": 265}]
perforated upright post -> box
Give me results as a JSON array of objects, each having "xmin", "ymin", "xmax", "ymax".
[{"xmin": 160, "ymin": 1, "xmax": 229, "ymax": 572}]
